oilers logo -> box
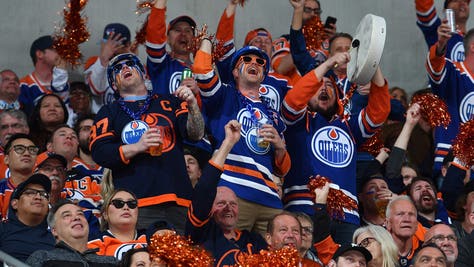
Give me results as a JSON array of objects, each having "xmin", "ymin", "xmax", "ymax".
[
  {"xmin": 169, "ymin": 71, "xmax": 182, "ymax": 94},
  {"xmin": 459, "ymin": 92, "xmax": 474, "ymax": 122},
  {"xmin": 114, "ymin": 243, "xmax": 146, "ymax": 260},
  {"xmin": 450, "ymin": 42, "xmax": 465, "ymax": 62},
  {"xmin": 236, "ymin": 107, "xmax": 271, "ymax": 155},
  {"xmin": 121, "ymin": 120, "xmax": 149, "ymax": 144},
  {"xmin": 311, "ymin": 126, "xmax": 353, "ymax": 167},
  {"xmin": 259, "ymin": 84, "xmax": 280, "ymax": 111}
]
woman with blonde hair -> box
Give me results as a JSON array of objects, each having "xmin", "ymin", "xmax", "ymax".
[{"xmin": 353, "ymin": 225, "xmax": 399, "ymax": 267}]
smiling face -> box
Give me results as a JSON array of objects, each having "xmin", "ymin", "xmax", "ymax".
[
  {"xmin": 266, "ymin": 214, "xmax": 302, "ymax": 250},
  {"xmin": 167, "ymin": 21, "xmax": 194, "ymax": 57},
  {"xmin": 232, "ymin": 54, "xmax": 266, "ymax": 86},
  {"xmin": 447, "ymin": 0, "xmax": 470, "ymax": 23},
  {"xmin": 211, "ymin": 186, "xmax": 238, "ymax": 232}
]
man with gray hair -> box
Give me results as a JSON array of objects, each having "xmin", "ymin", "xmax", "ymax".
[
  {"xmin": 385, "ymin": 195, "xmax": 426, "ymax": 267},
  {"xmin": 0, "ymin": 109, "xmax": 29, "ymax": 178},
  {"xmin": 424, "ymin": 224, "xmax": 458, "ymax": 267},
  {"xmin": 26, "ymin": 200, "xmax": 117, "ymax": 267}
]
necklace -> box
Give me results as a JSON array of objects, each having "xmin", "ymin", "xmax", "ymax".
[{"xmin": 118, "ymin": 91, "xmax": 152, "ymax": 120}]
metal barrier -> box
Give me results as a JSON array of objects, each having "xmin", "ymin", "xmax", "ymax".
[{"xmin": 0, "ymin": 251, "xmax": 30, "ymax": 267}]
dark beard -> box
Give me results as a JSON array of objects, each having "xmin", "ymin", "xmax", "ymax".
[
  {"xmin": 79, "ymin": 139, "xmax": 91, "ymax": 155},
  {"xmin": 416, "ymin": 198, "xmax": 437, "ymax": 214},
  {"xmin": 313, "ymin": 103, "xmax": 338, "ymax": 121}
]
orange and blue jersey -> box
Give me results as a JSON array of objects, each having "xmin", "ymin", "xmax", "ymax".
[
  {"xmin": 88, "ymin": 230, "xmax": 147, "ymax": 260},
  {"xmin": 0, "ymin": 178, "xmax": 17, "ymax": 220},
  {"xmin": 90, "ymin": 94, "xmax": 193, "ymax": 208},
  {"xmin": 281, "ymin": 70, "xmax": 390, "ymax": 224},
  {"xmin": 72, "ymin": 157, "xmax": 104, "ymax": 183},
  {"xmin": 19, "ymin": 69, "xmax": 69, "ymax": 115},
  {"xmin": 186, "ymin": 161, "xmax": 269, "ymax": 266},
  {"xmin": 426, "ymin": 44, "xmax": 474, "ymax": 175},
  {"xmin": 415, "ymin": 0, "xmax": 465, "ymax": 62},
  {"xmin": 146, "ymin": 6, "xmax": 190, "ymax": 95},
  {"xmin": 214, "ymin": 9, "xmax": 293, "ymax": 112},
  {"xmin": 194, "ymin": 49, "xmax": 291, "ymax": 209}
]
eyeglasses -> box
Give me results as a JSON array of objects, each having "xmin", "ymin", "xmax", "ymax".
[
  {"xmin": 358, "ymin": 237, "xmax": 378, "ymax": 248},
  {"xmin": 303, "ymin": 7, "xmax": 322, "ymax": 15},
  {"xmin": 39, "ymin": 164, "xmax": 67, "ymax": 174},
  {"xmin": 302, "ymin": 226, "xmax": 314, "ymax": 236},
  {"xmin": 112, "ymin": 60, "xmax": 137, "ymax": 75},
  {"xmin": 240, "ymin": 55, "xmax": 266, "ymax": 66},
  {"xmin": 9, "ymin": 144, "xmax": 39, "ymax": 155},
  {"xmin": 427, "ymin": 234, "xmax": 457, "ymax": 243},
  {"xmin": 110, "ymin": 199, "xmax": 138, "ymax": 209},
  {"xmin": 21, "ymin": 188, "xmax": 49, "ymax": 199}
]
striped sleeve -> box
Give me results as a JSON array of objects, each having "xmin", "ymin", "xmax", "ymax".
[
  {"xmin": 215, "ymin": 9, "xmax": 235, "ymax": 62},
  {"xmin": 426, "ymin": 43, "xmax": 447, "ymax": 85},
  {"xmin": 357, "ymin": 79, "xmax": 390, "ymax": 138},
  {"xmin": 146, "ymin": 7, "xmax": 168, "ymax": 64}
]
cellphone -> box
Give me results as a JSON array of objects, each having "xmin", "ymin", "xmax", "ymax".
[{"xmin": 324, "ymin": 16, "xmax": 337, "ymax": 29}]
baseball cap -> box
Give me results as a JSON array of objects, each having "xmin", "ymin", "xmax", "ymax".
[
  {"xmin": 36, "ymin": 152, "xmax": 67, "ymax": 170},
  {"xmin": 69, "ymin": 81, "xmax": 92, "ymax": 96},
  {"xmin": 332, "ymin": 243, "xmax": 372, "ymax": 262},
  {"xmin": 444, "ymin": 0, "xmax": 470, "ymax": 9},
  {"xmin": 30, "ymin": 35, "xmax": 53, "ymax": 62},
  {"xmin": 183, "ymin": 145, "xmax": 211, "ymax": 170},
  {"xmin": 146, "ymin": 220, "xmax": 176, "ymax": 244},
  {"xmin": 167, "ymin": 15, "xmax": 196, "ymax": 34},
  {"xmin": 103, "ymin": 23, "xmax": 131, "ymax": 45},
  {"xmin": 244, "ymin": 28, "xmax": 273, "ymax": 46},
  {"xmin": 11, "ymin": 173, "xmax": 51, "ymax": 200}
]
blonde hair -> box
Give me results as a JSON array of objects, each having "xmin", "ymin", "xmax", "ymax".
[
  {"xmin": 353, "ymin": 225, "xmax": 399, "ymax": 267},
  {"xmin": 100, "ymin": 168, "xmax": 114, "ymax": 200}
]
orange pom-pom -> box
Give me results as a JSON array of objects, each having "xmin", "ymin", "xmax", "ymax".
[
  {"xmin": 235, "ymin": 246, "xmax": 300, "ymax": 267},
  {"xmin": 302, "ymin": 16, "xmax": 325, "ymax": 51},
  {"xmin": 452, "ymin": 119, "xmax": 474, "ymax": 167},
  {"xmin": 53, "ymin": 0, "xmax": 89, "ymax": 68},
  {"xmin": 135, "ymin": 0, "xmax": 154, "ymax": 15},
  {"xmin": 131, "ymin": 16, "xmax": 148, "ymax": 52},
  {"xmin": 359, "ymin": 130, "xmax": 384, "ymax": 157},
  {"xmin": 410, "ymin": 93, "xmax": 451, "ymax": 129},
  {"xmin": 148, "ymin": 232, "xmax": 214, "ymax": 267},
  {"xmin": 308, "ymin": 175, "xmax": 358, "ymax": 220}
]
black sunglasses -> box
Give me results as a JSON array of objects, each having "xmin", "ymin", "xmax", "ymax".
[
  {"xmin": 112, "ymin": 60, "xmax": 137, "ymax": 75},
  {"xmin": 240, "ymin": 55, "xmax": 266, "ymax": 66},
  {"xmin": 110, "ymin": 199, "xmax": 138, "ymax": 209}
]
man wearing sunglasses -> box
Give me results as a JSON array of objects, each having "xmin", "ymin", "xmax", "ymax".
[
  {"xmin": 91, "ymin": 52, "xmax": 204, "ymax": 233},
  {"xmin": 0, "ymin": 173, "xmax": 55, "ymax": 262},
  {"xmin": 0, "ymin": 133, "xmax": 38, "ymax": 220},
  {"xmin": 213, "ymin": 0, "xmax": 292, "ymax": 115},
  {"xmin": 194, "ymin": 41, "xmax": 290, "ymax": 236}
]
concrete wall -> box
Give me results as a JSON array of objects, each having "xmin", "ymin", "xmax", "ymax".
[{"xmin": 1, "ymin": 0, "xmax": 472, "ymax": 96}]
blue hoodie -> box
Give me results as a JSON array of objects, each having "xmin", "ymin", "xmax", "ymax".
[{"xmin": 0, "ymin": 202, "xmax": 55, "ymax": 261}]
